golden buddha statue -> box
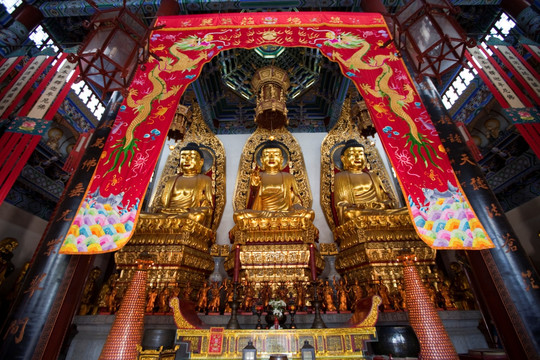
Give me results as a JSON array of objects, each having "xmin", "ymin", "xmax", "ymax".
[
  {"xmin": 225, "ymin": 68, "xmax": 322, "ymax": 284},
  {"xmin": 233, "ymin": 141, "xmax": 314, "ymax": 223},
  {"xmin": 321, "ymin": 101, "xmax": 436, "ymax": 306},
  {"xmin": 333, "ymin": 139, "xmax": 406, "ymax": 225},
  {"xmin": 116, "ymin": 106, "xmax": 224, "ymax": 309},
  {"xmin": 141, "ymin": 142, "xmax": 213, "ymax": 227}
]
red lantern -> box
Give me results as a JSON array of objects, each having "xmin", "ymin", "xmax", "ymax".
[
  {"xmin": 392, "ymin": 0, "xmax": 475, "ymax": 82},
  {"xmin": 70, "ymin": 6, "xmax": 152, "ymax": 95}
]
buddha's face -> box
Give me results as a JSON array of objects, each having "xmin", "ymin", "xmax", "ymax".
[
  {"xmin": 180, "ymin": 150, "xmax": 203, "ymax": 175},
  {"xmin": 261, "ymin": 148, "xmax": 283, "ymax": 173},
  {"xmin": 341, "ymin": 146, "xmax": 366, "ymax": 172}
]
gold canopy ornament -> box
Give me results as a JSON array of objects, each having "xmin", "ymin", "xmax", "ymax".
[
  {"xmin": 167, "ymin": 104, "xmax": 192, "ymax": 142},
  {"xmin": 228, "ymin": 99, "xmax": 322, "ymax": 283},
  {"xmin": 351, "ymin": 100, "xmax": 377, "ymax": 138},
  {"xmin": 251, "ymin": 66, "xmax": 291, "ymax": 129}
]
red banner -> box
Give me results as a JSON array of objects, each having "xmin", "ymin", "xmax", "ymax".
[
  {"xmin": 466, "ymin": 45, "xmax": 540, "ymax": 158},
  {"xmin": 0, "ymin": 56, "xmax": 22, "ymax": 83},
  {"xmin": 63, "ymin": 131, "xmax": 94, "ymax": 173},
  {"xmin": 523, "ymin": 44, "xmax": 540, "ymax": 63},
  {"xmin": 456, "ymin": 122, "xmax": 482, "ymax": 162},
  {"xmin": 488, "ymin": 42, "xmax": 540, "ymax": 107},
  {"xmin": 0, "ymin": 53, "xmax": 78, "ymax": 205},
  {"xmin": 0, "ymin": 56, "xmax": 50, "ymax": 118},
  {"xmin": 0, "ymin": 56, "xmax": 55, "ymax": 118},
  {"xmin": 59, "ymin": 12, "xmax": 493, "ymax": 254}
]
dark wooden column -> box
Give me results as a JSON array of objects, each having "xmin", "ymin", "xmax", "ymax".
[
  {"xmin": 0, "ymin": 92, "xmax": 122, "ymax": 360},
  {"xmin": 0, "ymin": 3, "xmax": 43, "ymax": 56},
  {"xmin": 501, "ymin": 0, "xmax": 540, "ymax": 42},
  {"xmin": 415, "ymin": 77, "xmax": 540, "ymax": 359}
]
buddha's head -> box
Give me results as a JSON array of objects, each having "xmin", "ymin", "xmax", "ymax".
[
  {"xmin": 179, "ymin": 142, "xmax": 204, "ymax": 176},
  {"xmin": 260, "ymin": 141, "xmax": 285, "ymax": 173},
  {"xmin": 340, "ymin": 139, "xmax": 366, "ymax": 172}
]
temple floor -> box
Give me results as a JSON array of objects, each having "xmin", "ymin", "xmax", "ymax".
[{"xmin": 64, "ymin": 311, "xmax": 488, "ymax": 360}]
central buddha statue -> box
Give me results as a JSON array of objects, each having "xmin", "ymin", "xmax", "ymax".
[
  {"xmin": 233, "ymin": 141, "xmax": 314, "ymax": 223},
  {"xmin": 141, "ymin": 142, "xmax": 213, "ymax": 227},
  {"xmin": 226, "ymin": 67, "xmax": 322, "ymax": 283},
  {"xmin": 334, "ymin": 139, "xmax": 406, "ymax": 225}
]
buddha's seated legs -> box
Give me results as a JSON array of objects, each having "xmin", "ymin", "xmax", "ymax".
[
  {"xmin": 343, "ymin": 207, "xmax": 408, "ymax": 223},
  {"xmin": 139, "ymin": 207, "xmax": 213, "ymax": 227},
  {"xmin": 233, "ymin": 208, "xmax": 315, "ymax": 224},
  {"xmin": 186, "ymin": 208, "xmax": 212, "ymax": 227}
]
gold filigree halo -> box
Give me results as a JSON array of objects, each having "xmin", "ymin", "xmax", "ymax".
[
  {"xmin": 233, "ymin": 126, "xmax": 313, "ymax": 211},
  {"xmin": 150, "ymin": 103, "xmax": 226, "ymax": 232},
  {"xmin": 320, "ymin": 98, "xmax": 397, "ymax": 231}
]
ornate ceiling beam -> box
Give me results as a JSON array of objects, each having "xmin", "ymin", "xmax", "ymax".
[{"xmin": 38, "ymin": 0, "xmax": 363, "ymax": 18}]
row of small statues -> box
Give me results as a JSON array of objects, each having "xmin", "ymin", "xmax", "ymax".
[
  {"xmin": 188, "ymin": 274, "xmax": 475, "ymax": 314},
  {"xmin": 78, "ymin": 261, "xmax": 477, "ymax": 315}
]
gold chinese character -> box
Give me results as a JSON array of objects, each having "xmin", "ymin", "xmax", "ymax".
[
  {"xmin": 81, "ymin": 158, "xmax": 98, "ymax": 172},
  {"xmin": 502, "ymin": 233, "xmax": 518, "ymax": 253},
  {"xmin": 68, "ymin": 182, "xmax": 85, "ymax": 198},
  {"xmin": 91, "ymin": 137, "xmax": 105, "ymax": 149},
  {"xmin": 44, "ymin": 237, "xmax": 62, "ymax": 256},
  {"xmin": 24, "ymin": 273, "xmax": 46, "ymax": 299},
  {"xmin": 485, "ymin": 203, "xmax": 502, "ymax": 218},
  {"xmin": 470, "ymin": 177, "xmax": 489, "ymax": 191},
  {"xmin": 459, "ymin": 153, "xmax": 475, "ymax": 166},
  {"xmin": 447, "ymin": 133, "xmax": 462, "ymax": 143},
  {"xmin": 521, "ymin": 270, "xmax": 540, "ymax": 291},
  {"xmin": 56, "ymin": 209, "xmax": 73, "ymax": 222},
  {"xmin": 3, "ymin": 318, "xmax": 29, "ymax": 344},
  {"xmin": 98, "ymin": 119, "xmax": 114, "ymax": 130}
]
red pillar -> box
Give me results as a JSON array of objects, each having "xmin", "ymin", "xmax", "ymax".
[
  {"xmin": 155, "ymin": 0, "xmax": 180, "ymax": 17},
  {"xmin": 99, "ymin": 256, "xmax": 153, "ymax": 360},
  {"xmin": 360, "ymin": 0, "xmax": 393, "ymax": 28},
  {"xmin": 398, "ymin": 254, "xmax": 458, "ymax": 360},
  {"xmin": 11, "ymin": 3, "xmax": 43, "ymax": 34}
]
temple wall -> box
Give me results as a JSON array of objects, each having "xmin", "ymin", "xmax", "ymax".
[
  {"xmin": 506, "ymin": 195, "xmax": 540, "ymax": 271},
  {"xmin": 0, "ymin": 202, "xmax": 46, "ymax": 295}
]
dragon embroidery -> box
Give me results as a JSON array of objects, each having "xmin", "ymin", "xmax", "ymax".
[
  {"xmin": 329, "ymin": 33, "xmax": 442, "ymax": 168},
  {"xmin": 105, "ymin": 40, "xmax": 210, "ymax": 173}
]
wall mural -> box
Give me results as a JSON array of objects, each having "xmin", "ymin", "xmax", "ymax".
[{"xmin": 59, "ymin": 11, "xmax": 494, "ymax": 254}]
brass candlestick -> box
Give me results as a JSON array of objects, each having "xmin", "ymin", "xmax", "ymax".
[
  {"xmin": 311, "ymin": 281, "xmax": 326, "ymax": 329},
  {"xmin": 226, "ymin": 281, "xmax": 241, "ymax": 329}
]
